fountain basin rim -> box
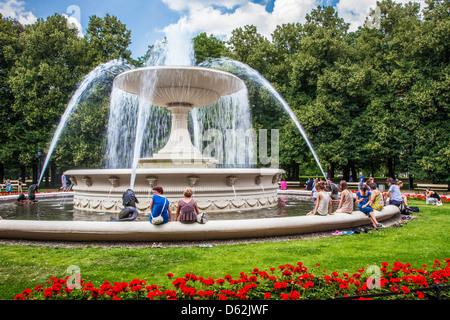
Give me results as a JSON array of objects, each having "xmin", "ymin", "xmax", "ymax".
[
  {"xmin": 66, "ymin": 168, "xmax": 282, "ymax": 175},
  {"xmin": 113, "ymin": 65, "xmax": 246, "ymax": 108},
  {"xmin": 0, "ymin": 206, "xmax": 400, "ymax": 242}
]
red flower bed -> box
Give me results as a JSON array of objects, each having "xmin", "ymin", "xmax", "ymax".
[{"xmin": 14, "ymin": 259, "xmax": 449, "ymax": 300}]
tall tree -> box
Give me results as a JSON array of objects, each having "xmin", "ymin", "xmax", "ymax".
[
  {"xmin": 0, "ymin": 14, "xmax": 24, "ymax": 181},
  {"xmin": 193, "ymin": 32, "xmax": 228, "ymax": 64},
  {"xmin": 85, "ymin": 14, "xmax": 133, "ymax": 66},
  {"xmin": 8, "ymin": 14, "xmax": 89, "ymax": 181}
]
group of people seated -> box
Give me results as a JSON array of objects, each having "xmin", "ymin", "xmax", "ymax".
[
  {"xmin": 306, "ymin": 177, "xmax": 412, "ymax": 231},
  {"xmin": 111, "ymin": 186, "xmax": 208, "ymax": 225}
]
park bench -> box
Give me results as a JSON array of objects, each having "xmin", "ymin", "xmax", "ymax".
[
  {"xmin": 278, "ymin": 181, "xmax": 301, "ymax": 188},
  {"xmin": 415, "ymin": 183, "xmax": 449, "ymax": 195},
  {"xmin": 346, "ymin": 182, "xmax": 360, "ymax": 189},
  {"xmin": 0, "ymin": 180, "xmax": 27, "ymax": 192}
]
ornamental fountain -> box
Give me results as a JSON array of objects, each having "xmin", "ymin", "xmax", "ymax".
[
  {"xmin": 0, "ymin": 20, "xmax": 400, "ymax": 242},
  {"xmin": 65, "ymin": 65, "xmax": 283, "ymax": 214}
]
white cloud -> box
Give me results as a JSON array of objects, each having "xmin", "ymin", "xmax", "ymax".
[
  {"xmin": 336, "ymin": 0, "xmax": 377, "ymax": 31},
  {"xmin": 161, "ymin": 0, "xmax": 428, "ymax": 40},
  {"xmin": 0, "ymin": 0, "xmax": 37, "ymax": 25},
  {"xmin": 162, "ymin": 0, "xmax": 316, "ymax": 40}
]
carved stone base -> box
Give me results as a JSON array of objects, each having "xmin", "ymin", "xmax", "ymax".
[{"xmin": 66, "ymin": 168, "xmax": 284, "ymax": 214}]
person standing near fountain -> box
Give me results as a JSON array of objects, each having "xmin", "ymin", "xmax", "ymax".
[
  {"xmin": 149, "ymin": 186, "xmax": 171, "ymax": 225},
  {"xmin": 61, "ymin": 173, "xmax": 68, "ymax": 192},
  {"xmin": 175, "ymin": 188, "xmax": 207, "ymax": 224}
]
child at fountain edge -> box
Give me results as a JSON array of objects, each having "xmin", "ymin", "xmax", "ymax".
[
  {"xmin": 149, "ymin": 186, "xmax": 172, "ymax": 224},
  {"xmin": 307, "ymin": 182, "xmax": 331, "ymax": 216},
  {"xmin": 175, "ymin": 188, "xmax": 208, "ymax": 224}
]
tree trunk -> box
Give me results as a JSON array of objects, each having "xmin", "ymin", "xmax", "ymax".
[
  {"xmin": 32, "ymin": 161, "xmax": 38, "ymax": 184},
  {"xmin": 343, "ymin": 164, "xmax": 350, "ymax": 181},
  {"xmin": 350, "ymin": 163, "xmax": 357, "ymax": 182},
  {"xmin": 327, "ymin": 162, "xmax": 335, "ymax": 179},
  {"xmin": 387, "ymin": 157, "xmax": 395, "ymax": 179},
  {"xmin": 20, "ymin": 165, "xmax": 26, "ymax": 185},
  {"xmin": 50, "ymin": 162, "xmax": 56, "ymax": 188}
]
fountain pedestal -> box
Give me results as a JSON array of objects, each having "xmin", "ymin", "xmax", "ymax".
[{"xmin": 138, "ymin": 104, "xmax": 217, "ymax": 168}]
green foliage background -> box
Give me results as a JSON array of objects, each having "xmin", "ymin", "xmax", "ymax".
[{"xmin": 0, "ymin": 0, "xmax": 448, "ymax": 184}]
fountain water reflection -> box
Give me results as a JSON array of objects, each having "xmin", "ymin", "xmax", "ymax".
[{"xmin": 0, "ymin": 195, "xmax": 329, "ymax": 221}]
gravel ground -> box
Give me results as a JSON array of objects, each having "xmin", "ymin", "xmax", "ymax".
[{"xmin": 0, "ymin": 213, "xmax": 412, "ymax": 249}]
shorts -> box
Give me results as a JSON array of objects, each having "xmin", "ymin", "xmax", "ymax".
[
  {"xmin": 359, "ymin": 205, "xmax": 373, "ymax": 217},
  {"xmin": 389, "ymin": 200, "xmax": 402, "ymax": 207}
]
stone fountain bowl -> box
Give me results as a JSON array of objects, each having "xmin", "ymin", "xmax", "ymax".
[{"xmin": 113, "ymin": 65, "xmax": 246, "ymax": 108}]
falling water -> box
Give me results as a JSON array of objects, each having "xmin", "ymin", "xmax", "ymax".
[
  {"xmin": 105, "ymin": 18, "xmax": 256, "ymax": 189},
  {"xmin": 104, "ymin": 87, "xmax": 170, "ymax": 169},
  {"xmin": 129, "ymin": 98, "xmax": 154, "ymax": 189},
  {"xmin": 38, "ymin": 59, "xmax": 133, "ymax": 186},
  {"xmin": 200, "ymin": 58, "xmax": 327, "ymax": 179},
  {"xmin": 231, "ymin": 185, "xmax": 237, "ymax": 199},
  {"xmin": 192, "ymin": 89, "xmax": 255, "ymax": 167}
]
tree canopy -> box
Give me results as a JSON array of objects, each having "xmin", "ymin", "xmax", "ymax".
[{"xmin": 0, "ymin": 0, "xmax": 448, "ymax": 185}]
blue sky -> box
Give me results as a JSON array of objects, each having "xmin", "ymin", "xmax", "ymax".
[{"xmin": 0, "ymin": 0, "xmax": 424, "ymax": 59}]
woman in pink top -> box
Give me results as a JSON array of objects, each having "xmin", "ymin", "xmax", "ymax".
[
  {"xmin": 175, "ymin": 188, "xmax": 207, "ymax": 224},
  {"xmin": 331, "ymin": 180, "xmax": 354, "ymax": 214}
]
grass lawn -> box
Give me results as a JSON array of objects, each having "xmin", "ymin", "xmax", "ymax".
[{"xmin": 0, "ymin": 199, "xmax": 448, "ymax": 300}]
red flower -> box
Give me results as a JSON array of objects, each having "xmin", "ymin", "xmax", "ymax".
[
  {"xmin": 282, "ymin": 270, "xmax": 293, "ymax": 276},
  {"xmin": 303, "ymin": 281, "xmax": 314, "ymax": 289},
  {"xmin": 290, "ymin": 291, "xmax": 301, "ymax": 300},
  {"xmin": 264, "ymin": 292, "xmax": 271, "ymax": 299},
  {"xmin": 167, "ymin": 273, "xmax": 174, "ymax": 278},
  {"xmin": 280, "ymin": 293, "xmax": 289, "ymax": 300},
  {"xmin": 22, "ymin": 288, "xmax": 32, "ymax": 297}
]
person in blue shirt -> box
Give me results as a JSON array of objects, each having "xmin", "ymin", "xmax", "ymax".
[
  {"xmin": 385, "ymin": 178, "xmax": 403, "ymax": 206},
  {"xmin": 5, "ymin": 180, "xmax": 12, "ymax": 193},
  {"xmin": 358, "ymin": 172, "xmax": 364, "ymax": 190},
  {"xmin": 149, "ymin": 186, "xmax": 172, "ymax": 224},
  {"xmin": 356, "ymin": 184, "xmax": 381, "ymax": 230}
]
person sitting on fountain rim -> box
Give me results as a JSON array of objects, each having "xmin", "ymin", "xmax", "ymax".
[
  {"xmin": 331, "ymin": 180, "xmax": 354, "ymax": 214},
  {"xmin": 369, "ymin": 182, "xmax": 385, "ymax": 211},
  {"xmin": 385, "ymin": 178, "xmax": 403, "ymax": 207},
  {"xmin": 326, "ymin": 179, "xmax": 340, "ymax": 201},
  {"xmin": 307, "ymin": 182, "xmax": 331, "ymax": 216},
  {"xmin": 149, "ymin": 186, "xmax": 172, "ymax": 225},
  {"xmin": 175, "ymin": 188, "xmax": 208, "ymax": 224},
  {"xmin": 356, "ymin": 184, "xmax": 382, "ymax": 230}
]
